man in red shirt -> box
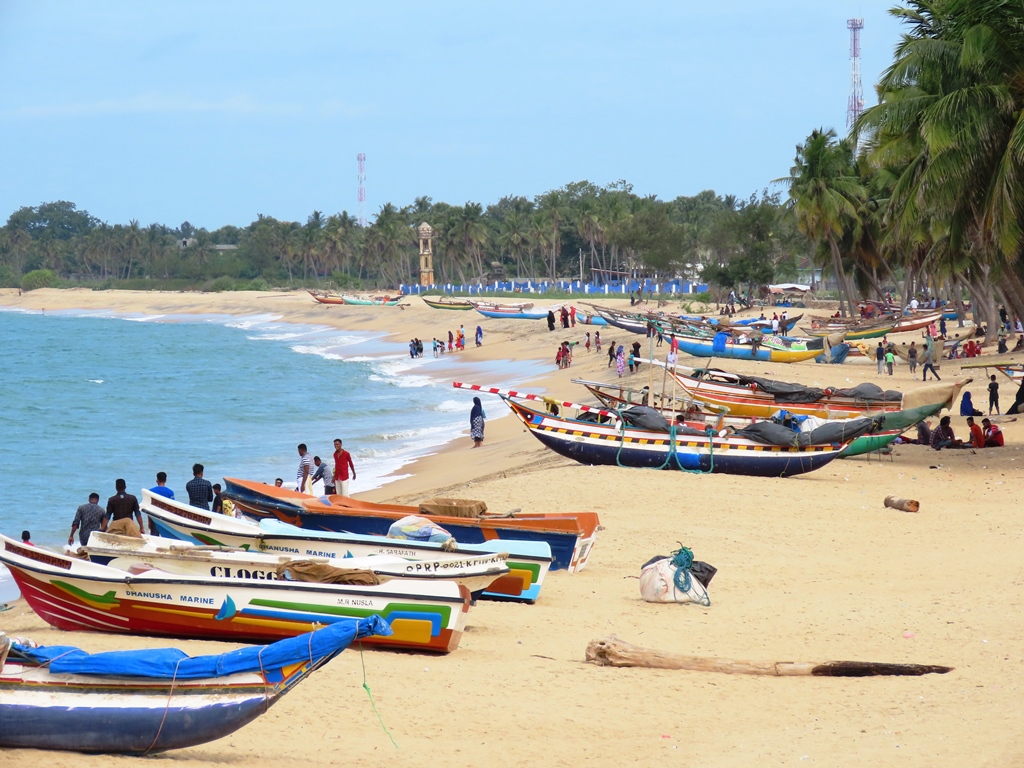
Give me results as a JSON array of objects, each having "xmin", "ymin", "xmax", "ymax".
[
  {"xmin": 332, "ymin": 438, "xmax": 357, "ymax": 497},
  {"xmin": 966, "ymin": 416, "xmax": 985, "ymax": 448},
  {"xmin": 982, "ymin": 418, "xmax": 1005, "ymax": 447}
]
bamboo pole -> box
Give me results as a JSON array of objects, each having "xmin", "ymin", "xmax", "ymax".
[{"xmin": 585, "ymin": 636, "xmax": 952, "ymax": 677}]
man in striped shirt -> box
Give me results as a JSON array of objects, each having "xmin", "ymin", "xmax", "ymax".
[{"xmin": 296, "ymin": 443, "xmax": 313, "ymax": 493}]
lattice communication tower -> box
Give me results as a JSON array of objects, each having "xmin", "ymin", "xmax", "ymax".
[
  {"xmin": 846, "ymin": 18, "xmax": 865, "ymax": 129},
  {"xmin": 357, "ymin": 152, "xmax": 366, "ymax": 227}
]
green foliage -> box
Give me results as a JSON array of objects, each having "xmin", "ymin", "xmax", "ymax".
[
  {"xmin": 21, "ymin": 268, "xmax": 57, "ymax": 291},
  {"xmin": 0, "ymin": 265, "xmax": 18, "ymax": 288},
  {"xmin": 244, "ymin": 278, "xmax": 270, "ymax": 291},
  {"xmin": 207, "ymin": 276, "xmax": 237, "ymax": 292}
]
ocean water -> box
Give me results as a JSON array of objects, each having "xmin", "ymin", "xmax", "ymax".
[{"xmin": 0, "ymin": 306, "xmax": 549, "ymax": 600}]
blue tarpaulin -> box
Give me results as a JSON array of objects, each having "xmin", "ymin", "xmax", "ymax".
[{"xmin": 12, "ymin": 615, "xmax": 390, "ymax": 679}]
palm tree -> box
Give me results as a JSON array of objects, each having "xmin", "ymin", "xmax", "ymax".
[
  {"xmin": 536, "ymin": 189, "xmax": 569, "ymax": 280},
  {"xmin": 781, "ymin": 129, "xmax": 865, "ymax": 316}
]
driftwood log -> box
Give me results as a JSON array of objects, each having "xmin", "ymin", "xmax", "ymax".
[
  {"xmin": 884, "ymin": 495, "xmax": 921, "ymax": 513},
  {"xmin": 585, "ymin": 636, "xmax": 952, "ymax": 677}
]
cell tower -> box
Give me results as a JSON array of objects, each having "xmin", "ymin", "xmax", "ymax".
[
  {"xmin": 356, "ymin": 152, "xmax": 366, "ymax": 227},
  {"xmin": 846, "ymin": 18, "xmax": 865, "ymax": 129}
]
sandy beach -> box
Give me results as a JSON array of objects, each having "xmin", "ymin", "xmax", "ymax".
[{"xmin": 2, "ymin": 288, "xmax": 1023, "ymax": 767}]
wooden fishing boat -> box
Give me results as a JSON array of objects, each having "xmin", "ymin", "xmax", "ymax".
[
  {"xmin": 573, "ymin": 379, "xmax": 949, "ymax": 458},
  {"xmin": 340, "ymin": 294, "xmax": 401, "ymax": 306},
  {"xmin": 141, "ymin": 491, "xmax": 552, "ymax": 603},
  {"xmin": 82, "ymin": 532, "xmax": 511, "ymax": 596},
  {"xmin": 421, "ymin": 295, "xmax": 474, "ymax": 310},
  {"xmin": 672, "ymin": 331, "xmax": 843, "ymax": 364},
  {"xmin": 666, "ymin": 365, "xmax": 969, "ymax": 420},
  {"xmin": 0, "ymin": 534, "xmax": 471, "ymax": 653},
  {"xmin": 0, "ymin": 616, "xmax": 388, "ymax": 754},
  {"xmin": 307, "ymin": 289, "xmax": 346, "ymax": 305},
  {"xmin": 221, "ymin": 478, "xmax": 599, "ymax": 573},
  {"xmin": 472, "ymin": 301, "xmax": 550, "ymax": 320},
  {"xmin": 573, "ymin": 308, "xmax": 608, "ymax": 325},
  {"xmin": 892, "ymin": 310, "xmax": 943, "ymax": 333},
  {"xmin": 804, "ymin": 319, "xmax": 896, "ymax": 340},
  {"xmin": 503, "ymin": 399, "xmax": 850, "ymax": 477}
]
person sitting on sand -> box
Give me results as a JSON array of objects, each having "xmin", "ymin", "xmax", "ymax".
[
  {"xmin": 966, "ymin": 416, "xmax": 985, "ymax": 449},
  {"xmin": 930, "ymin": 416, "xmax": 964, "ymax": 450},
  {"xmin": 914, "ymin": 419, "xmax": 932, "ymax": 445},
  {"xmin": 960, "ymin": 391, "xmax": 984, "ymax": 417},
  {"xmin": 982, "ymin": 418, "xmax": 1005, "ymax": 447}
]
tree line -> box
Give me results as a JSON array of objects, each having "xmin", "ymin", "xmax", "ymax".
[
  {"xmin": 0, "ymin": 184, "xmax": 810, "ymax": 296},
  {"xmin": 782, "ymin": 0, "xmax": 1024, "ymax": 341}
]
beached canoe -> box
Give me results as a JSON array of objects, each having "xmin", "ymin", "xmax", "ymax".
[
  {"xmin": 141, "ymin": 490, "xmax": 551, "ymax": 602},
  {"xmin": 803, "ymin": 320, "xmax": 896, "ymax": 340},
  {"xmin": 340, "ymin": 294, "xmax": 401, "ymax": 306},
  {"xmin": 421, "ymin": 295, "xmax": 474, "ymax": 310},
  {"xmin": 0, "ymin": 534, "xmax": 471, "ymax": 653},
  {"xmin": 672, "ymin": 331, "xmax": 843, "ymax": 364},
  {"xmin": 307, "ymin": 289, "xmax": 346, "ymax": 305},
  {"xmin": 503, "ymin": 400, "xmax": 852, "ymax": 477},
  {"xmin": 573, "ymin": 378, "xmax": 943, "ymax": 458},
  {"xmin": 82, "ymin": 531, "xmax": 511, "ymax": 596},
  {"xmin": 664, "ymin": 365, "xmax": 969, "ymax": 420},
  {"xmin": 0, "ymin": 616, "xmax": 388, "ymax": 754},
  {"xmin": 221, "ymin": 478, "xmax": 599, "ymax": 573}
]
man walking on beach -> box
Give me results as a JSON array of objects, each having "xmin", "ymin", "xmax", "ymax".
[
  {"xmin": 921, "ymin": 347, "xmax": 941, "ymax": 381},
  {"xmin": 186, "ymin": 463, "xmax": 215, "ymax": 510},
  {"xmin": 106, "ymin": 479, "xmax": 144, "ymax": 530},
  {"xmin": 296, "ymin": 444, "xmax": 313, "ymax": 493},
  {"xmin": 333, "ymin": 438, "xmax": 356, "ymax": 496},
  {"xmin": 68, "ymin": 492, "xmax": 106, "ymax": 547},
  {"xmin": 150, "ymin": 471, "xmax": 174, "ymax": 500}
]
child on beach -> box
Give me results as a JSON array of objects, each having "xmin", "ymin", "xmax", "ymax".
[
  {"xmin": 584, "ymin": 332, "xmax": 591, "ymax": 352},
  {"xmin": 989, "ymin": 375, "xmax": 1000, "ymax": 415},
  {"xmin": 595, "ymin": 331, "xmax": 601, "ymax": 353}
]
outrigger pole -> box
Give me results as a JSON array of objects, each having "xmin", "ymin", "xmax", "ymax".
[{"xmin": 452, "ymin": 381, "xmax": 621, "ymax": 421}]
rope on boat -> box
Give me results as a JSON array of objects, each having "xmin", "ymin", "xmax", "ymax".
[
  {"xmin": 613, "ymin": 406, "xmax": 715, "ymax": 474},
  {"xmin": 143, "ymin": 658, "xmax": 184, "ymax": 755}
]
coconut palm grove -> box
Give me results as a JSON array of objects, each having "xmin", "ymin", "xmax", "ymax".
[{"xmin": 3, "ymin": 1, "xmax": 1022, "ymax": 341}]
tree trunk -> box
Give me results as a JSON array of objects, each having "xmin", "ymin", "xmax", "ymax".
[{"xmin": 827, "ymin": 235, "xmax": 850, "ymax": 317}]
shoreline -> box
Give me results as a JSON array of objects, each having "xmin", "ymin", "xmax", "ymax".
[{"xmin": 4, "ymin": 287, "xmax": 1024, "ymax": 767}]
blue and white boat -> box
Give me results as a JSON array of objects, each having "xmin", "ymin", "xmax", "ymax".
[{"xmin": 0, "ymin": 616, "xmax": 388, "ymax": 754}]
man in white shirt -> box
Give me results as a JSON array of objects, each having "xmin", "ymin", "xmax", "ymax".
[{"xmin": 296, "ymin": 443, "xmax": 313, "ymax": 493}]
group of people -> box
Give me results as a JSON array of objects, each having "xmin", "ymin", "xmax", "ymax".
[
  {"xmin": 546, "ymin": 306, "xmax": 577, "ymax": 331},
  {"xmin": 424, "ymin": 326, "xmax": 481, "ymax": 358},
  {"xmin": 555, "ymin": 340, "xmax": 575, "ymax": 369},
  {"xmin": 606, "ymin": 340, "xmax": 645, "ymax": 377},
  {"xmin": 67, "ymin": 465, "xmax": 224, "ymax": 547},
  {"xmin": 917, "ymin": 415, "xmax": 1004, "ymax": 450},
  {"xmin": 295, "ymin": 440, "xmax": 356, "ymax": 496}
]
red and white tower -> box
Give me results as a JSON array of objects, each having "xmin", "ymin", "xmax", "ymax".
[
  {"xmin": 846, "ymin": 18, "xmax": 865, "ymax": 129},
  {"xmin": 356, "ymin": 152, "xmax": 366, "ymax": 228}
]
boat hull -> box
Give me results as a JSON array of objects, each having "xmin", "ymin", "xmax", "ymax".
[
  {"xmin": 1, "ymin": 539, "xmax": 469, "ymax": 654},
  {"xmin": 675, "ymin": 336, "xmax": 824, "ymax": 363},
  {"xmin": 507, "ymin": 401, "xmax": 842, "ymax": 478},
  {"xmin": 422, "ymin": 297, "xmax": 474, "ymax": 310},
  {"xmin": 141, "ymin": 493, "xmax": 551, "ymax": 603},
  {"xmin": 222, "ymin": 479, "xmax": 599, "ymax": 573}
]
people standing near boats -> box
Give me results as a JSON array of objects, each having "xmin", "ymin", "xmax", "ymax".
[
  {"xmin": 560, "ymin": 306, "xmax": 570, "ymax": 329},
  {"xmin": 547, "ymin": 310, "xmax": 556, "ymax": 331},
  {"xmin": 296, "ymin": 444, "xmax": 313, "ymax": 493},
  {"xmin": 875, "ymin": 342, "xmax": 885, "ymax": 375},
  {"xmin": 607, "ymin": 340, "xmax": 616, "ymax": 368},
  {"xmin": 186, "ymin": 463, "xmax": 215, "ymax": 510},
  {"xmin": 212, "ymin": 483, "xmax": 224, "ymax": 514},
  {"xmin": 594, "ymin": 331, "xmax": 602, "ymax": 353},
  {"xmin": 312, "ymin": 455, "xmax": 334, "ymax": 494},
  {"xmin": 584, "ymin": 331, "xmax": 591, "ymax": 352},
  {"xmin": 68, "ymin": 492, "xmax": 106, "ymax": 546},
  {"xmin": 150, "ymin": 471, "xmax": 174, "ymax": 500},
  {"xmin": 907, "ymin": 342, "xmax": 918, "ymax": 374},
  {"xmin": 448, "ymin": 330, "xmax": 454, "ymax": 351},
  {"xmin": 475, "ymin": 325, "xmax": 483, "ymax": 347},
  {"xmin": 885, "ymin": 348, "xmax": 895, "ymax": 375},
  {"xmin": 106, "ymin": 478, "xmax": 143, "ymax": 530},
  {"xmin": 470, "ymin": 397, "xmax": 486, "ymax": 448},
  {"xmin": 616, "ymin": 345, "xmax": 626, "ymax": 377},
  {"xmin": 920, "ymin": 346, "xmax": 941, "ymax": 381},
  {"xmin": 332, "ymin": 438, "xmax": 356, "ymax": 496}
]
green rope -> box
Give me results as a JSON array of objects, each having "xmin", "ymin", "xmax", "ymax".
[
  {"xmin": 670, "ymin": 545, "xmax": 711, "ymax": 606},
  {"xmin": 358, "ymin": 641, "xmax": 399, "ymax": 749},
  {"xmin": 612, "ymin": 406, "xmax": 715, "ymax": 474}
]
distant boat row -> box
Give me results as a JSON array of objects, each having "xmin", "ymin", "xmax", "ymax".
[{"xmin": 307, "ymin": 290, "xmax": 401, "ymax": 306}]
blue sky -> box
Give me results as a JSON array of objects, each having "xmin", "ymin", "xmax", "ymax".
[{"xmin": 0, "ymin": 1, "xmax": 905, "ymax": 230}]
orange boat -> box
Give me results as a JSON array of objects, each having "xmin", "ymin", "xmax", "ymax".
[{"xmin": 222, "ymin": 478, "xmax": 599, "ymax": 573}]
